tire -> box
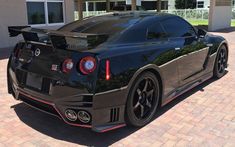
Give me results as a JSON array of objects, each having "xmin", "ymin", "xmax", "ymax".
[
  {"xmin": 125, "ymin": 71, "xmax": 160, "ymax": 127},
  {"xmin": 213, "ymin": 45, "xmax": 228, "ymax": 79}
]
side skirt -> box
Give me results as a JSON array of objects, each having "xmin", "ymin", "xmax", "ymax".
[{"xmin": 161, "ymin": 72, "xmax": 213, "ymax": 107}]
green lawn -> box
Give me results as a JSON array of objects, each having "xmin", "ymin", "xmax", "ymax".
[{"xmin": 188, "ymin": 19, "xmax": 235, "ymax": 27}]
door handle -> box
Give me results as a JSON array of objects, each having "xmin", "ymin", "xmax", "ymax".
[{"xmin": 175, "ymin": 47, "xmax": 181, "ymax": 51}]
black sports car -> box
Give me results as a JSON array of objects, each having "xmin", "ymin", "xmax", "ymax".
[{"xmin": 7, "ymin": 12, "xmax": 228, "ymax": 132}]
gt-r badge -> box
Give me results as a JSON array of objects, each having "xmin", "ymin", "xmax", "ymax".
[{"xmin": 51, "ymin": 64, "xmax": 59, "ymax": 71}]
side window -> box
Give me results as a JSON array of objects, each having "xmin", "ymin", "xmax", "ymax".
[
  {"xmin": 147, "ymin": 23, "xmax": 167, "ymax": 40},
  {"xmin": 161, "ymin": 17, "xmax": 196, "ymax": 38},
  {"xmin": 118, "ymin": 29, "xmax": 147, "ymax": 43}
]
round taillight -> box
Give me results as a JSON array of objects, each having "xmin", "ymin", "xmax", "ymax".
[
  {"xmin": 79, "ymin": 56, "xmax": 97, "ymax": 75},
  {"xmin": 62, "ymin": 59, "xmax": 74, "ymax": 73}
]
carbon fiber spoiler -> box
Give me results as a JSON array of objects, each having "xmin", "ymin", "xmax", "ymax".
[{"xmin": 8, "ymin": 26, "xmax": 109, "ymax": 49}]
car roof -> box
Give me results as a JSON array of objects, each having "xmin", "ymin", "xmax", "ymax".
[
  {"xmin": 92, "ymin": 11, "xmax": 177, "ymax": 24},
  {"xmin": 59, "ymin": 12, "xmax": 178, "ymax": 40}
]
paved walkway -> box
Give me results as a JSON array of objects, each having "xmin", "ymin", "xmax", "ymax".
[{"xmin": 0, "ymin": 31, "xmax": 235, "ymax": 147}]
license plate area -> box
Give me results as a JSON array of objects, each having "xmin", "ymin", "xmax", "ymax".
[{"xmin": 26, "ymin": 73, "xmax": 43, "ymax": 90}]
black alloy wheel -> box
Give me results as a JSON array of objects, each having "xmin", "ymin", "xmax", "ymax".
[
  {"xmin": 214, "ymin": 45, "xmax": 228, "ymax": 78},
  {"xmin": 126, "ymin": 72, "xmax": 160, "ymax": 127}
]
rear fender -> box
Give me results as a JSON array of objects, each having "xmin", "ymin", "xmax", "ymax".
[{"xmin": 125, "ymin": 64, "xmax": 164, "ymax": 103}]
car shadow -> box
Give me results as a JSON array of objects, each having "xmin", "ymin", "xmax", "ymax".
[
  {"xmin": 195, "ymin": 25, "xmax": 209, "ymax": 31},
  {"xmin": 195, "ymin": 25, "xmax": 235, "ymax": 33},
  {"xmin": 213, "ymin": 27, "xmax": 235, "ymax": 33},
  {"xmin": 11, "ymin": 76, "xmax": 224, "ymax": 146}
]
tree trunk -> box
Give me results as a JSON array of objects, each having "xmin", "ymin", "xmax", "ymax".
[
  {"xmin": 157, "ymin": 0, "xmax": 161, "ymax": 12},
  {"xmin": 78, "ymin": 0, "xmax": 83, "ymax": 20},
  {"xmin": 106, "ymin": 0, "xmax": 110, "ymax": 12},
  {"xmin": 131, "ymin": 0, "xmax": 136, "ymax": 11}
]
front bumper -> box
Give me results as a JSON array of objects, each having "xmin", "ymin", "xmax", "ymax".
[{"xmin": 8, "ymin": 67, "xmax": 128, "ymax": 132}]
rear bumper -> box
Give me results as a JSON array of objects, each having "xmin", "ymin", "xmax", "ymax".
[{"xmin": 8, "ymin": 67, "xmax": 128, "ymax": 132}]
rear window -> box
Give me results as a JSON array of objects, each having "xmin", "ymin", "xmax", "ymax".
[{"xmin": 59, "ymin": 17, "xmax": 140, "ymax": 37}]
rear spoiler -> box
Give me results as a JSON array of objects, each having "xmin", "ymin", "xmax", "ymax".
[{"xmin": 8, "ymin": 26, "xmax": 109, "ymax": 49}]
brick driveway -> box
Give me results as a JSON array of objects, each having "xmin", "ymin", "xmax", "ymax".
[{"xmin": 0, "ymin": 30, "xmax": 235, "ymax": 147}]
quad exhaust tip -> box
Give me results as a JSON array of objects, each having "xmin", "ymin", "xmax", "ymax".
[
  {"xmin": 65, "ymin": 109, "xmax": 91, "ymax": 124},
  {"xmin": 78, "ymin": 111, "xmax": 91, "ymax": 123},
  {"xmin": 65, "ymin": 109, "xmax": 77, "ymax": 122}
]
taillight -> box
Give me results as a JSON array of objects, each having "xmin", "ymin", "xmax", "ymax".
[
  {"xmin": 79, "ymin": 56, "xmax": 97, "ymax": 75},
  {"xmin": 62, "ymin": 59, "xmax": 74, "ymax": 73},
  {"xmin": 106, "ymin": 60, "xmax": 110, "ymax": 80}
]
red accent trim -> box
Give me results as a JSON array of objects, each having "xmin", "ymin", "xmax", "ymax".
[
  {"xmin": 19, "ymin": 91, "xmax": 126, "ymax": 131},
  {"xmin": 106, "ymin": 60, "xmax": 110, "ymax": 80},
  {"xmin": 100, "ymin": 124, "xmax": 126, "ymax": 133},
  {"xmin": 162, "ymin": 76, "xmax": 211, "ymax": 106},
  {"xmin": 19, "ymin": 91, "xmax": 92, "ymax": 128},
  {"xmin": 19, "ymin": 90, "xmax": 53, "ymax": 105}
]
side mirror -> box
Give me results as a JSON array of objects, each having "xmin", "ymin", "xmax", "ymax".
[{"xmin": 197, "ymin": 29, "xmax": 207, "ymax": 38}]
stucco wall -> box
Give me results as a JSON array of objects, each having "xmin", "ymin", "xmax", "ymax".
[
  {"xmin": 209, "ymin": 0, "xmax": 232, "ymax": 31},
  {"xmin": 209, "ymin": 6, "xmax": 232, "ymax": 31},
  {"xmin": 64, "ymin": 0, "xmax": 75, "ymax": 24},
  {"xmin": 0, "ymin": 0, "xmax": 74, "ymax": 48},
  {"xmin": 0, "ymin": 0, "xmax": 28, "ymax": 48}
]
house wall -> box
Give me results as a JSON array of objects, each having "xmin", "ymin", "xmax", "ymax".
[
  {"xmin": 168, "ymin": 0, "xmax": 175, "ymax": 9},
  {"xmin": 0, "ymin": 0, "xmax": 74, "ymax": 49},
  {"xmin": 141, "ymin": 1, "xmax": 168, "ymax": 10},
  {"xmin": 203, "ymin": 0, "xmax": 210, "ymax": 8},
  {"xmin": 197, "ymin": 0, "xmax": 210, "ymax": 9},
  {"xmin": 64, "ymin": 0, "xmax": 75, "ymax": 24},
  {"xmin": 0, "ymin": 0, "xmax": 28, "ymax": 49}
]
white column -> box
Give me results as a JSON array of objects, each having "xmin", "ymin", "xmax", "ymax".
[
  {"xmin": 85, "ymin": 1, "xmax": 89, "ymax": 16},
  {"xmin": 209, "ymin": 0, "xmax": 232, "ymax": 31},
  {"xmin": 93, "ymin": 2, "xmax": 96, "ymax": 11},
  {"xmin": 86, "ymin": 2, "xmax": 89, "ymax": 12}
]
